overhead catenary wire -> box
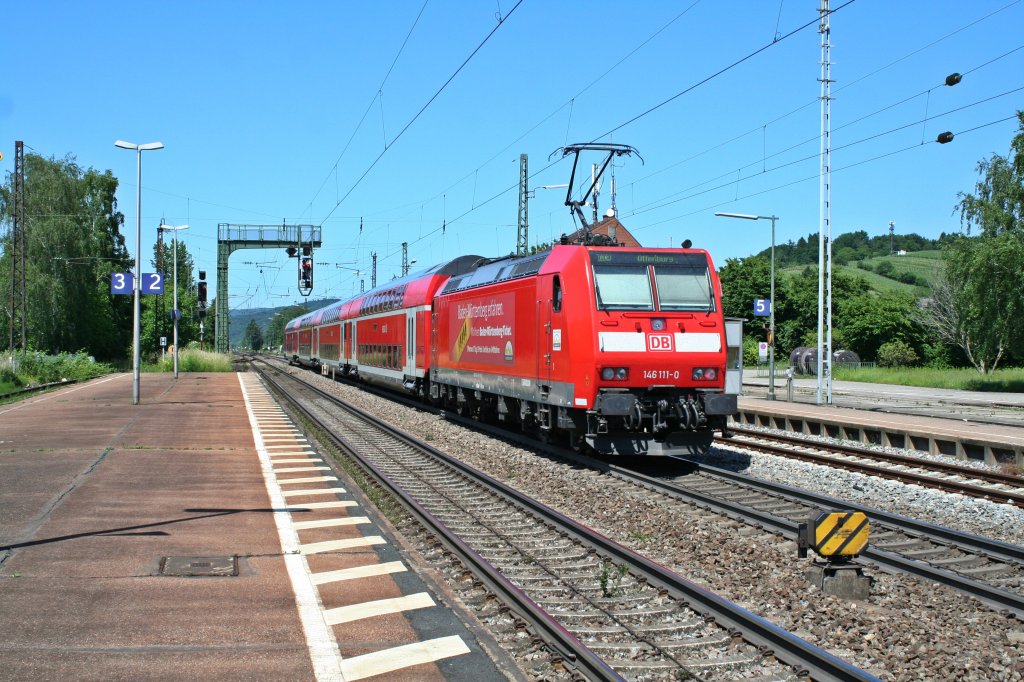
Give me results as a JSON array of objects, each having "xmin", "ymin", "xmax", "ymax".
[
  {"xmin": 633, "ymin": 113, "xmax": 1022, "ymax": 231},
  {"xmin": 318, "ymin": 0, "xmax": 524, "ymax": 229}
]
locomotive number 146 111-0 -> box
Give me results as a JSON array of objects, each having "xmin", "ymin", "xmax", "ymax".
[{"xmin": 642, "ymin": 369, "xmax": 681, "ymax": 380}]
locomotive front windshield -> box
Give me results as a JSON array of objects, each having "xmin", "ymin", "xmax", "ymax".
[{"xmin": 592, "ymin": 251, "xmax": 714, "ymax": 312}]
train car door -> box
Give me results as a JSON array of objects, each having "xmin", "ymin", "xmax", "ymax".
[
  {"xmin": 536, "ymin": 275, "xmax": 554, "ymax": 391},
  {"xmin": 405, "ymin": 312, "xmax": 415, "ymax": 374},
  {"xmin": 313, "ymin": 327, "xmax": 319, "ymax": 359}
]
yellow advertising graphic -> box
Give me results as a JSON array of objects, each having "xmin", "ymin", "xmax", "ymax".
[
  {"xmin": 450, "ymin": 293, "xmax": 516, "ymax": 365},
  {"xmin": 453, "ymin": 314, "xmax": 472, "ymax": 363}
]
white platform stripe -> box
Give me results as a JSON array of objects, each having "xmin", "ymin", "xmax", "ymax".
[
  {"xmin": 300, "ymin": 536, "xmax": 386, "ymax": 555},
  {"xmin": 294, "ymin": 517, "xmax": 370, "ymax": 530},
  {"xmin": 311, "ymin": 561, "xmax": 406, "ymax": 586},
  {"xmin": 339, "ymin": 636, "xmax": 470, "ymax": 681},
  {"xmin": 278, "ymin": 476, "xmax": 338, "ymax": 485},
  {"xmin": 287, "ymin": 500, "xmax": 359, "ymax": 510},
  {"xmin": 238, "ymin": 375, "xmax": 346, "ymax": 681},
  {"xmin": 242, "ymin": 375, "xmax": 469, "ymax": 678},
  {"xmin": 282, "ymin": 488, "xmax": 348, "ymax": 498},
  {"xmin": 275, "ymin": 466, "xmax": 331, "ymax": 473},
  {"xmin": 324, "ymin": 593, "xmax": 435, "ymax": 625},
  {"xmin": 272, "ymin": 458, "xmax": 322, "ymax": 465},
  {"xmin": 266, "ymin": 444, "xmax": 312, "ymax": 449}
]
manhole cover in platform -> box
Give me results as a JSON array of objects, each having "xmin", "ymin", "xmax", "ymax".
[{"xmin": 161, "ymin": 556, "xmax": 238, "ymax": 577}]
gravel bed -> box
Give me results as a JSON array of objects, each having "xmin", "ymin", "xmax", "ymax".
[{"xmin": 281, "ymin": 365, "xmax": 1024, "ymax": 681}]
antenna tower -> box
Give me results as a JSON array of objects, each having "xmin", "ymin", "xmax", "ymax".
[
  {"xmin": 9, "ymin": 141, "xmax": 27, "ymax": 352},
  {"xmin": 517, "ymin": 154, "xmax": 529, "ymax": 256},
  {"xmin": 817, "ymin": 0, "xmax": 834, "ymax": 405}
]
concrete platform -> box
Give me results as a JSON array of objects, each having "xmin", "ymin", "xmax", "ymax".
[
  {"xmin": 0, "ymin": 372, "xmax": 509, "ymax": 681},
  {"xmin": 736, "ymin": 374, "xmax": 1024, "ymax": 465}
]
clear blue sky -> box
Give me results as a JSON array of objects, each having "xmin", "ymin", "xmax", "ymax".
[{"xmin": 3, "ymin": 1, "xmax": 1023, "ymax": 310}]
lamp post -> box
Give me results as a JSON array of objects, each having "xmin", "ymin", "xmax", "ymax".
[
  {"xmin": 159, "ymin": 224, "xmax": 189, "ymax": 379},
  {"xmin": 715, "ymin": 211, "xmax": 778, "ymax": 401},
  {"xmin": 115, "ymin": 140, "xmax": 164, "ymax": 405}
]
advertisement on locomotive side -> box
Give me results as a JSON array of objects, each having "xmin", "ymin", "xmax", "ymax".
[{"xmin": 450, "ymin": 292, "xmax": 516, "ymax": 365}]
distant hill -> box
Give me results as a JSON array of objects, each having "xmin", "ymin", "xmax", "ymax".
[
  {"xmin": 228, "ymin": 298, "xmax": 337, "ymax": 346},
  {"xmin": 754, "ymin": 229, "xmax": 951, "ymax": 268}
]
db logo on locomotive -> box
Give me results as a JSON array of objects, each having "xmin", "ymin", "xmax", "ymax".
[{"xmin": 647, "ymin": 333, "xmax": 674, "ymax": 352}]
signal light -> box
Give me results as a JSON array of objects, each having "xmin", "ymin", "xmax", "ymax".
[
  {"xmin": 302, "ymin": 245, "xmax": 311, "ymax": 256},
  {"xmin": 286, "ymin": 247, "xmax": 297, "ymax": 257},
  {"xmin": 199, "ymin": 270, "xmax": 206, "ymax": 281},
  {"xmin": 197, "ymin": 281, "xmax": 208, "ymax": 304}
]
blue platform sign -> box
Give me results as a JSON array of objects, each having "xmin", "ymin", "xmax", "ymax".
[
  {"xmin": 111, "ymin": 272, "xmax": 134, "ymax": 294},
  {"xmin": 753, "ymin": 298, "xmax": 771, "ymax": 317},
  {"xmin": 140, "ymin": 273, "xmax": 164, "ymax": 294}
]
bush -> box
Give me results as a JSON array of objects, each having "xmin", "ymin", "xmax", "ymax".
[
  {"xmin": 156, "ymin": 349, "xmax": 233, "ymax": 372},
  {"xmin": 875, "ymin": 260, "xmax": 895, "ymax": 277},
  {"xmin": 877, "ymin": 340, "xmax": 919, "ymax": 368},
  {"xmin": 15, "ymin": 351, "xmax": 111, "ymax": 384}
]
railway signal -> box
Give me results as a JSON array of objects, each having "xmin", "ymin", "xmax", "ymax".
[
  {"xmin": 197, "ymin": 271, "xmax": 208, "ymax": 318},
  {"xmin": 299, "ymin": 256, "xmax": 313, "ymax": 296}
]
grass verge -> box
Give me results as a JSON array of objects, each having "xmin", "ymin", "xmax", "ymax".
[{"xmin": 831, "ymin": 366, "xmax": 1024, "ymax": 392}]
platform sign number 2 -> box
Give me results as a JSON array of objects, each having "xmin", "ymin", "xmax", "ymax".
[{"xmin": 111, "ymin": 272, "xmax": 164, "ymax": 295}]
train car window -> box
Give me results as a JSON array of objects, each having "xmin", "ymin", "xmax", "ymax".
[
  {"xmin": 654, "ymin": 265, "xmax": 715, "ymax": 312},
  {"xmin": 593, "ymin": 265, "xmax": 654, "ymax": 311},
  {"xmin": 552, "ymin": 276, "xmax": 562, "ymax": 312}
]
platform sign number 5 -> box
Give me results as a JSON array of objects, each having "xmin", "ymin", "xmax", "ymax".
[
  {"xmin": 111, "ymin": 272, "xmax": 134, "ymax": 294},
  {"xmin": 753, "ymin": 298, "xmax": 771, "ymax": 317}
]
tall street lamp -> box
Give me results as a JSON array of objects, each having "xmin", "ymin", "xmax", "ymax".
[
  {"xmin": 715, "ymin": 211, "xmax": 778, "ymax": 401},
  {"xmin": 159, "ymin": 224, "xmax": 189, "ymax": 379},
  {"xmin": 115, "ymin": 140, "xmax": 164, "ymax": 404}
]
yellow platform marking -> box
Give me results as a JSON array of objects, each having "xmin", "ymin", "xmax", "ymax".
[
  {"xmin": 324, "ymin": 592, "xmax": 434, "ymax": 625},
  {"xmin": 340, "ymin": 636, "xmax": 470, "ymax": 681},
  {"xmin": 311, "ymin": 560, "xmax": 406, "ymax": 586},
  {"xmin": 300, "ymin": 536, "xmax": 386, "ymax": 555},
  {"xmin": 293, "ymin": 517, "xmax": 370, "ymax": 531}
]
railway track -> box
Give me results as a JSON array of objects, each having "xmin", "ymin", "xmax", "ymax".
[
  {"xmin": 251, "ymin": 360, "xmax": 875, "ymax": 681},
  {"xmin": 724, "ymin": 426, "xmax": 1024, "ymax": 506},
  {"xmin": 638, "ymin": 456, "xmax": 1024, "ymax": 618},
  {"xmin": 255, "ymin": 355, "xmax": 1024, "ymax": 619}
]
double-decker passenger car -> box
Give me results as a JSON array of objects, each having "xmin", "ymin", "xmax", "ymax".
[{"xmin": 285, "ymin": 244, "xmax": 736, "ymax": 455}]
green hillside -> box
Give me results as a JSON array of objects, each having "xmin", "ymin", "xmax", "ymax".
[
  {"xmin": 779, "ymin": 249, "xmax": 944, "ymax": 298},
  {"xmin": 228, "ymin": 299, "xmax": 337, "ymax": 346}
]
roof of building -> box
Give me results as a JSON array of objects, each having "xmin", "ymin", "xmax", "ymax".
[{"xmin": 562, "ymin": 215, "xmax": 642, "ymax": 247}]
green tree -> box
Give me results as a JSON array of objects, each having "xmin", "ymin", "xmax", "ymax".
[
  {"xmin": 0, "ymin": 154, "xmax": 132, "ymax": 359},
  {"xmin": 927, "ymin": 110, "xmax": 1024, "ymax": 373},
  {"xmin": 264, "ymin": 304, "xmax": 310, "ymax": 349},
  {"xmin": 140, "ymin": 237, "xmax": 200, "ymax": 358},
  {"xmin": 244, "ymin": 319, "xmax": 264, "ymax": 351}
]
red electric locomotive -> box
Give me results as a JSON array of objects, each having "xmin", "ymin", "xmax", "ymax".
[{"xmin": 285, "ymin": 244, "xmax": 736, "ymax": 456}]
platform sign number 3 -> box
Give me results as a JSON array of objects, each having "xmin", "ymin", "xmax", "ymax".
[{"xmin": 111, "ymin": 272, "xmax": 134, "ymax": 294}]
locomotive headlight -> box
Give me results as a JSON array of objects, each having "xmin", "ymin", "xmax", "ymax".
[
  {"xmin": 601, "ymin": 367, "xmax": 628, "ymax": 381},
  {"xmin": 651, "ymin": 318, "xmax": 666, "ymax": 331},
  {"xmin": 692, "ymin": 367, "xmax": 720, "ymax": 381},
  {"xmin": 601, "ymin": 367, "xmax": 615, "ymax": 380},
  {"xmin": 615, "ymin": 367, "xmax": 628, "ymax": 380}
]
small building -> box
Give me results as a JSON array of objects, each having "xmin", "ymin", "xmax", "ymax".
[{"xmin": 562, "ymin": 215, "xmax": 643, "ymax": 247}]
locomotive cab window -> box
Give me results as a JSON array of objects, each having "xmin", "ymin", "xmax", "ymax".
[
  {"xmin": 552, "ymin": 276, "xmax": 562, "ymax": 312},
  {"xmin": 593, "ymin": 265, "xmax": 654, "ymax": 311},
  {"xmin": 654, "ymin": 265, "xmax": 714, "ymax": 312}
]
